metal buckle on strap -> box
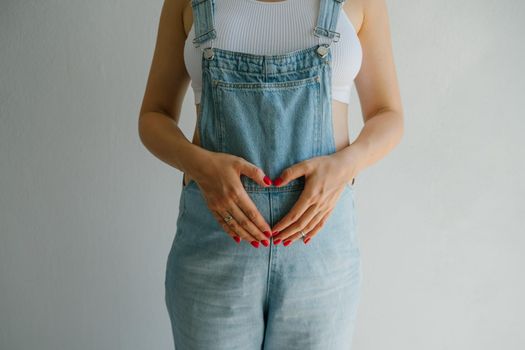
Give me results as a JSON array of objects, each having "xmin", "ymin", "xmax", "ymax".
[
  {"xmin": 331, "ymin": 31, "xmax": 341, "ymax": 43},
  {"xmin": 313, "ymin": 28, "xmax": 339, "ymax": 58},
  {"xmin": 313, "ymin": 27, "xmax": 341, "ymax": 43},
  {"xmin": 192, "ymin": 27, "xmax": 217, "ymax": 48},
  {"xmin": 201, "ymin": 39, "xmax": 215, "ymax": 60}
]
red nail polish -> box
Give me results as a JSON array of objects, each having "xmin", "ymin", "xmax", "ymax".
[
  {"xmin": 303, "ymin": 237, "xmax": 311, "ymax": 244},
  {"xmin": 233, "ymin": 236, "xmax": 241, "ymax": 243},
  {"xmin": 261, "ymin": 240, "xmax": 269, "ymax": 247},
  {"xmin": 264, "ymin": 231, "xmax": 272, "ymax": 238},
  {"xmin": 273, "ymin": 238, "xmax": 282, "ymax": 245},
  {"xmin": 273, "ymin": 177, "xmax": 283, "ymax": 186},
  {"xmin": 283, "ymin": 239, "xmax": 292, "ymax": 246},
  {"xmin": 271, "ymin": 231, "xmax": 279, "ymax": 237},
  {"xmin": 251, "ymin": 241, "xmax": 260, "ymax": 248},
  {"xmin": 263, "ymin": 175, "xmax": 272, "ymax": 185}
]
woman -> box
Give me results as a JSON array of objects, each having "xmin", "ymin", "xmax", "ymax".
[{"xmin": 139, "ymin": 0, "xmax": 403, "ymax": 349}]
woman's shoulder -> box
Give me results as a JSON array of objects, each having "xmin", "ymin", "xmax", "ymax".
[{"xmin": 343, "ymin": 0, "xmax": 365, "ymax": 35}]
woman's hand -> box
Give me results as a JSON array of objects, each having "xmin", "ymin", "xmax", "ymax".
[
  {"xmin": 270, "ymin": 152, "xmax": 359, "ymax": 246},
  {"xmin": 184, "ymin": 151, "xmax": 274, "ymax": 248}
]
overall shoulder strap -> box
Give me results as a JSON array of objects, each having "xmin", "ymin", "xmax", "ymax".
[
  {"xmin": 191, "ymin": 0, "xmax": 217, "ymax": 48},
  {"xmin": 313, "ymin": 0, "xmax": 346, "ymax": 43}
]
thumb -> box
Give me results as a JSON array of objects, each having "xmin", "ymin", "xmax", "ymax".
[
  {"xmin": 238, "ymin": 159, "xmax": 272, "ymax": 187},
  {"xmin": 274, "ymin": 162, "xmax": 309, "ymax": 187}
]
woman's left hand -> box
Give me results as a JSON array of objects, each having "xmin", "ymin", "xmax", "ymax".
[{"xmin": 270, "ymin": 153, "xmax": 358, "ymax": 246}]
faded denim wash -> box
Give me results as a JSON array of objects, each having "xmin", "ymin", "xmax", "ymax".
[{"xmin": 165, "ymin": 0, "xmax": 362, "ymax": 349}]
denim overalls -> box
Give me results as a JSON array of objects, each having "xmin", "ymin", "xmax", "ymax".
[{"xmin": 165, "ymin": 0, "xmax": 361, "ymax": 349}]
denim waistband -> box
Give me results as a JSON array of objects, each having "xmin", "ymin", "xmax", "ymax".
[
  {"xmin": 241, "ymin": 176, "xmax": 305, "ymax": 193},
  {"xmin": 182, "ymin": 177, "xmax": 306, "ymax": 194}
]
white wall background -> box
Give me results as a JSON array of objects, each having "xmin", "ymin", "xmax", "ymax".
[{"xmin": 1, "ymin": 0, "xmax": 523, "ymax": 349}]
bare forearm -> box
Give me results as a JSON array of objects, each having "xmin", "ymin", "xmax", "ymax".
[
  {"xmin": 138, "ymin": 112, "xmax": 209, "ymax": 176},
  {"xmin": 334, "ymin": 108, "xmax": 404, "ymax": 179}
]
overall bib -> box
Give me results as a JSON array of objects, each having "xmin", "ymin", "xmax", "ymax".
[{"xmin": 165, "ymin": 0, "xmax": 361, "ymax": 349}]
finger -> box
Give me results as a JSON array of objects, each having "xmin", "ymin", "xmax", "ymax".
[
  {"xmin": 272, "ymin": 203, "xmax": 321, "ymax": 242},
  {"xmin": 273, "ymin": 160, "xmax": 310, "ymax": 187},
  {"xmin": 210, "ymin": 210, "xmax": 242, "ymax": 243},
  {"xmin": 234, "ymin": 189, "xmax": 273, "ymax": 240},
  {"xmin": 302, "ymin": 208, "xmax": 334, "ymax": 243},
  {"xmin": 271, "ymin": 188, "xmax": 316, "ymax": 233},
  {"xmin": 274, "ymin": 208, "xmax": 333, "ymax": 246},
  {"xmin": 282, "ymin": 227, "xmax": 311, "ymax": 246},
  {"xmin": 228, "ymin": 203, "xmax": 270, "ymax": 246},
  {"xmin": 237, "ymin": 158, "xmax": 272, "ymax": 187},
  {"xmin": 212, "ymin": 209, "xmax": 260, "ymax": 247},
  {"xmin": 286, "ymin": 208, "xmax": 326, "ymax": 245}
]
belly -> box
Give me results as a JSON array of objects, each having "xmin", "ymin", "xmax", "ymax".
[
  {"xmin": 191, "ymin": 100, "xmax": 350, "ymax": 149},
  {"xmin": 184, "ymin": 100, "xmax": 350, "ymax": 184}
]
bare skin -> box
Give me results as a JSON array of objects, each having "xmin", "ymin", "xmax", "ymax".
[{"xmin": 138, "ymin": 0, "xmax": 404, "ymax": 247}]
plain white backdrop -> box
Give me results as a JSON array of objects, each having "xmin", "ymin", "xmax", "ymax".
[{"xmin": 1, "ymin": 0, "xmax": 524, "ymax": 349}]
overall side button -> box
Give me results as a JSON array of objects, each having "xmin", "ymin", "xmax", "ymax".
[
  {"xmin": 203, "ymin": 47, "xmax": 214, "ymax": 60},
  {"xmin": 316, "ymin": 44, "xmax": 330, "ymax": 58}
]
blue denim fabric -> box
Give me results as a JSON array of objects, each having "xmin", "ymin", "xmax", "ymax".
[{"xmin": 165, "ymin": 0, "xmax": 361, "ymax": 349}]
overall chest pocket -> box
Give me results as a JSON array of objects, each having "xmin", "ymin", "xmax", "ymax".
[{"xmin": 211, "ymin": 75, "xmax": 322, "ymax": 180}]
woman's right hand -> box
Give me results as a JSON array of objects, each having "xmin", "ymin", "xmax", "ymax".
[{"xmin": 184, "ymin": 151, "xmax": 273, "ymax": 248}]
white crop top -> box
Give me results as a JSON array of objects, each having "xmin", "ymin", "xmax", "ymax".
[{"xmin": 183, "ymin": 0, "xmax": 362, "ymax": 105}]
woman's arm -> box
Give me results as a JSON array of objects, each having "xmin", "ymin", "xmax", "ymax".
[
  {"xmin": 334, "ymin": 0, "xmax": 405, "ymax": 178},
  {"xmin": 138, "ymin": 0, "xmax": 207, "ymax": 177},
  {"xmin": 269, "ymin": 0, "xmax": 404, "ymax": 242},
  {"xmin": 138, "ymin": 0, "xmax": 273, "ymax": 246}
]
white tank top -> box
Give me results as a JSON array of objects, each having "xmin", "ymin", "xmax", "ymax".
[{"xmin": 184, "ymin": 0, "xmax": 362, "ymax": 105}]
